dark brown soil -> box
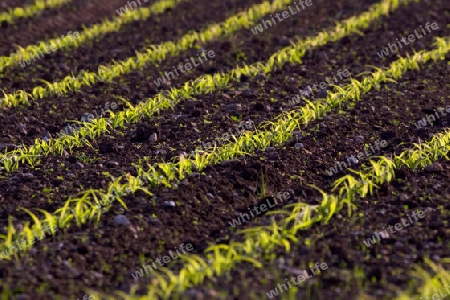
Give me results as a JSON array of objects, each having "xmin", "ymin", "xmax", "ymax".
[
  {"xmin": 0, "ymin": 0, "xmax": 138, "ymax": 56},
  {"xmin": 1, "ymin": 0, "xmax": 450, "ymax": 299},
  {"xmin": 0, "ymin": 0, "xmax": 269, "ymax": 145},
  {"xmin": 188, "ymin": 157, "xmax": 450, "ymax": 300},
  {"xmin": 0, "ymin": 0, "xmax": 383, "ymax": 238},
  {"xmin": 0, "ymin": 0, "xmax": 29, "ymax": 13}
]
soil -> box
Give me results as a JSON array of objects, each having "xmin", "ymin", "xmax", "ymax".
[
  {"xmin": 1, "ymin": 0, "xmax": 450, "ymax": 299},
  {"xmin": 0, "ymin": 0, "xmax": 138, "ymax": 56},
  {"xmin": 0, "ymin": 0, "xmax": 29, "ymax": 13}
]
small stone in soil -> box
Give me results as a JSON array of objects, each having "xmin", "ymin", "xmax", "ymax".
[
  {"xmin": 20, "ymin": 173, "xmax": 35, "ymax": 180},
  {"xmin": 106, "ymin": 161, "xmax": 119, "ymax": 168},
  {"xmin": 224, "ymin": 103, "xmax": 242, "ymax": 112},
  {"xmin": 279, "ymin": 36, "xmax": 291, "ymax": 46},
  {"xmin": 114, "ymin": 215, "xmax": 131, "ymax": 226},
  {"xmin": 19, "ymin": 123, "xmax": 27, "ymax": 135},
  {"xmin": 162, "ymin": 201, "xmax": 176, "ymax": 208},
  {"xmin": 317, "ymin": 89, "xmax": 328, "ymax": 98},
  {"xmin": 425, "ymin": 163, "xmax": 444, "ymax": 173},
  {"xmin": 294, "ymin": 143, "xmax": 304, "ymax": 149},
  {"xmin": 317, "ymin": 51, "xmax": 328, "ymax": 61},
  {"xmin": 354, "ymin": 135, "xmax": 364, "ymax": 144},
  {"xmin": 255, "ymin": 73, "xmax": 266, "ymax": 81},
  {"xmin": 149, "ymin": 133, "xmax": 158, "ymax": 142}
]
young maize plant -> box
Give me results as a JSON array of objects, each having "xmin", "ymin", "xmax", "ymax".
[
  {"xmin": 109, "ymin": 129, "xmax": 450, "ymax": 300},
  {"xmin": 0, "ymin": 0, "xmax": 414, "ymax": 174},
  {"xmin": 0, "ymin": 0, "xmax": 296, "ymax": 105},
  {"xmin": 0, "ymin": 0, "xmax": 186, "ymax": 74},
  {"xmin": 0, "ymin": 0, "xmax": 71, "ymax": 25},
  {"xmin": 394, "ymin": 258, "xmax": 450, "ymax": 300}
]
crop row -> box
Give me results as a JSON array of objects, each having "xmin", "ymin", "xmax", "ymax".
[
  {"xmin": 0, "ymin": 0, "xmax": 186, "ymax": 74},
  {"xmin": 0, "ymin": 0, "xmax": 71, "ymax": 25},
  {"xmin": 0, "ymin": 0, "xmax": 412, "ymax": 174}
]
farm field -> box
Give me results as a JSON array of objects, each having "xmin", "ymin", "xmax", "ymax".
[{"xmin": 0, "ymin": 0, "xmax": 450, "ymax": 299}]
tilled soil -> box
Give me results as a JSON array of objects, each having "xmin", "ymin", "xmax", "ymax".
[
  {"xmin": 190, "ymin": 158, "xmax": 450, "ymax": 300},
  {"xmin": 0, "ymin": 0, "xmax": 379, "ymax": 224},
  {"xmin": 0, "ymin": 0, "xmax": 137, "ymax": 56},
  {"xmin": 1, "ymin": 0, "xmax": 447, "ymax": 233},
  {"xmin": 0, "ymin": 0, "xmax": 29, "ymax": 13},
  {"xmin": 1, "ymin": 0, "xmax": 450, "ymax": 299},
  {"xmin": 0, "ymin": 0, "xmax": 270, "ymax": 145}
]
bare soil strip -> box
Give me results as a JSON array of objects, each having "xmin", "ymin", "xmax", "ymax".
[{"xmin": 0, "ymin": 0, "xmax": 141, "ymax": 56}]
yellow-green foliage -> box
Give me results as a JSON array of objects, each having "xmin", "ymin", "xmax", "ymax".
[
  {"xmin": 103, "ymin": 127, "xmax": 450, "ymax": 299},
  {"xmin": 394, "ymin": 258, "xmax": 450, "ymax": 300},
  {"xmin": 0, "ymin": 0, "xmax": 187, "ymax": 74},
  {"xmin": 0, "ymin": 0, "xmax": 414, "ymax": 175},
  {"xmin": 0, "ymin": 0, "xmax": 294, "ymax": 104}
]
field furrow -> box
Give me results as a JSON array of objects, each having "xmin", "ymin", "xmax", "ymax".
[
  {"xmin": 0, "ymin": 0, "xmax": 437, "ymax": 255},
  {"xmin": 183, "ymin": 153, "xmax": 450, "ymax": 299},
  {"xmin": 0, "ymin": 0, "xmax": 296, "ymax": 107},
  {"xmin": 0, "ymin": 0, "xmax": 418, "ymax": 237},
  {"xmin": 0, "ymin": 0, "xmax": 442, "ymax": 230}
]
